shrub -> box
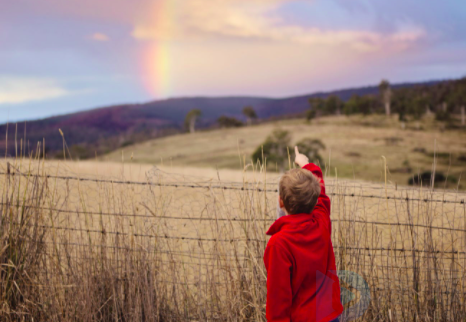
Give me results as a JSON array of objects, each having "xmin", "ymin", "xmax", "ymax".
[
  {"xmin": 252, "ymin": 129, "xmax": 291, "ymax": 171},
  {"xmin": 408, "ymin": 171, "xmax": 446, "ymax": 186},
  {"xmin": 217, "ymin": 115, "xmax": 244, "ymax": 128}
]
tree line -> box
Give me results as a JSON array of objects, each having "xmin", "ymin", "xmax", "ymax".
[
  {"xmin": 183, "ymin": 77, "xmax": 466, "ymax": 134},
  {"xmin": 307, "ymin": 78, "xmax": 466, "ymax": 125}
]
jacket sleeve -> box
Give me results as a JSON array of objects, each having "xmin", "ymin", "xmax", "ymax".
[
  {"xmin": 264, "ymin": 241, "xmax": 293, "ymax": 322},
  {"xmin": 302, "ymin": 163, "xmax": 331, "ymax": 232}
]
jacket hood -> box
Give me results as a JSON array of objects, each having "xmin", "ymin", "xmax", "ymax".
[{"xmin": 266, "ymin": 213, "xmax": 314, "ymax": 236}]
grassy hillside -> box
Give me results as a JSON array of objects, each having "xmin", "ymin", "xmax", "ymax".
[{"xmin": 103, "ymin": 114, "xmax": 466, "ymax": 188}]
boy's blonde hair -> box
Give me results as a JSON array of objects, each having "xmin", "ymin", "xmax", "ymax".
[{"xmin": 279, "ymin": 168, "xmax": 321, "ymax": 214}]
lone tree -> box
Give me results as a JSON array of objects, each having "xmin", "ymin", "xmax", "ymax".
[
  {"xmin": 379, "ymin": 79, "xmax": 392, "ymax": 116},
  {"xmin": 252, "ymin": 129, "xmax": 291, "ymax": 172},
  {"xmin": 242, "ymin": 106, "xmax": 258, "ymax": 125},
  {"xmin": 185, "ymin": 109, "xmax": 201, "ymax": 133}
]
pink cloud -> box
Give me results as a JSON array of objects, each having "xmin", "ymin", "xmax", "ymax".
[{"xmin": 90, "ymin": 33, "xmax": 110, "ymax": 42}]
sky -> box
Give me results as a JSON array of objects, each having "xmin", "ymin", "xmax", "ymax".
[{"xmin": 0, "ymin": 0, "xmax": 465, "ymax": 123}]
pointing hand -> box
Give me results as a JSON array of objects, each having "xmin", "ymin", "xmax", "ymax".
[{"xmin": 294, "ymin": 146, "xmax": 309, "ymax": 168}]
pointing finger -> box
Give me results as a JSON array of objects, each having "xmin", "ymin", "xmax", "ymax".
[{"xmin": 295, "ymin": 146, "xmax": 299, "ymax": 155}]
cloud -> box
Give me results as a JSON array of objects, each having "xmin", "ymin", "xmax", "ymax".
[
  {"xmin": 0, "ymin": 77, "xmax": 70, "ymax": 104},
  {"xmin": 4, "ymin": 0, "xmax": 426, "ymax": 52},
  {"xmin": 131, "ymin": 0, "xmax": 425, "ymax": 52},
  {"xmin": 90, "ymin": 32, "xmax": 110, "ymax": 41}
]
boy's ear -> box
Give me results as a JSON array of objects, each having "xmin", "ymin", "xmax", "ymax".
[{"xmin": 278, "ymin": 196, "xmax": 285, "ymax": 209}]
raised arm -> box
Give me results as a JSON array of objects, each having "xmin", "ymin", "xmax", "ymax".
[{"xmin": 294, "ymin": 147, "xmax": 331, "ymax": 230}]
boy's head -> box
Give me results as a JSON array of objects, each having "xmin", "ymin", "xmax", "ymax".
[{"xmin": 279, "ymin": 168, "xmax": 321, "ymax": 215}]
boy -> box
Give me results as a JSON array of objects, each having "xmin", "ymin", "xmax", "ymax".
[{"xmin": 264, "ymin": 147, "xmax": 343, "ymax": 322}]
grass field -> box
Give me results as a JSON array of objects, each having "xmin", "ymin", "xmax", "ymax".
[
  {"xmin": 102, "ymin": 114, "xmax": 466, "ymax": 189},
  {"xmin": 1, "ymin": 156, "xmax": 466, "ymax": 321}
]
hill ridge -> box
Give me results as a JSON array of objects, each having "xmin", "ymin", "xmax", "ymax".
[{"xmin": 0, "ymin": 78, "xmax": 448, "ymax": 158}]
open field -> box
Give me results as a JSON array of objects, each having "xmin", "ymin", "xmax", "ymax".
[
  {"xmin": 102, "ymin": 114, "xmax": 466, "ymax": 189},
  {"xmin": 1, "ymin": 158, "xmax": 466, "ymax": 321}
]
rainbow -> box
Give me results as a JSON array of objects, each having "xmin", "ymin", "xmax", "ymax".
[{"xmin": 141, "ymin": 0, "xmax": 177, "ymax": 99}]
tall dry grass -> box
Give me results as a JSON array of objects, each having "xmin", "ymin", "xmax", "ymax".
[{"xmin": 0, "ymin": 154, "xmax": 465, "ymax": 321}]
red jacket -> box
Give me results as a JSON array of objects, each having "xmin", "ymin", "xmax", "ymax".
[{"xmin": 264, "ymin": 163, "xmax": 343, "ymax": 322}]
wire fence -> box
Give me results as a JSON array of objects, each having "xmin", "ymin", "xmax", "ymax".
[
  {"xmin": 3, "ymin": 170, "xmax": 465, "ymax": 205},
  {"xmin": 3, "ymin": 167, "xmax": 466, "ymax": 253},
  {"xmin": 5, "ymin": 201, "xmax": 466, "ymax": 233},
  {"xmin": 2, "ymin": 163, "xmax": 466, "ymax": 321}
]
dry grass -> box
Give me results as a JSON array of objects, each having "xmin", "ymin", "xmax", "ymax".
[{"xmin": 1, "ymin": 155, "xmax": 466, "ymax": 321}]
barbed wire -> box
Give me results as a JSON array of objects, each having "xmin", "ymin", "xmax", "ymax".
[
  {"xmin": 1, "ymin": 202, "xmax": 277, "ymax": 222},
  {"xmin": 2, "ymin": 171, "xmax": 465, "ymax": 205},
  {"xmin": 371, "ymin": 288, "xmax": 466, "ymax": 296},
  {"xmin": 14, "ymin": 222, "xmax": 466, "ymax": 255},
  {"xmin": 5, "ymin": 165, "xmax": 463, "ymax": 193},
  {"xmin": 39, "ymin": 240, "xmax": 260, "ymax": 260},
  {"xmin": 4, "ymin": 202, "xmax": 466, "ymax": 232},
  {"xmin": 332, "ymin": 245, "xmax": 466, "ymax": 255},
  {"xmin": 45, "ymin": 251, "xmax": 255, "ymax": 270},
  {"xmin": 16, "ymin": 222, "xmax": 263, "ymax": 243},
  {"xmin": 342, "ymin": 251, "xmax": 466, "ymax": 261},
  {"xmin": 47, "ymin": 243, "xmax": 465, "ymax": 267},
  {"xmin": 23, "ymin": 280, "xmax": 466, "ymax": 294},
  {"xmin": 332, "ymin": 219, "xmax": 466, "ymax": 233},
  {"xmin": 44, "ymin": 240, "xmax": 466, "ymax": 266},
  {"xmin": 47, "ymin": 250, "xmax": 466, "ymax": 273},
  {"xmin": 40, "ymin": 252, "xmax": 466, "ymax": 291}
]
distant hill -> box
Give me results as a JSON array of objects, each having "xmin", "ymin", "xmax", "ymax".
[{"xmin": 0, "ymin": 79, "xmax": 442, "ymax": 159}]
